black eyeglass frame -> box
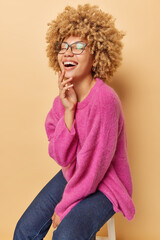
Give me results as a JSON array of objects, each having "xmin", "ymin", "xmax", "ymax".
[{"xmin": 56, "ymin": 41, "xmax": 87, "ymax": 55}]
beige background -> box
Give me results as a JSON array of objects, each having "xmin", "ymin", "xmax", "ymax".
[{"xmin": 0, "ymin": 0, "xmax": 160, "ymax": 239}]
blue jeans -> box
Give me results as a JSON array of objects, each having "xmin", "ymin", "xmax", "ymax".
[{"xmin": 13, "ymin": 170, "xmax": 115, "ymax": 240}]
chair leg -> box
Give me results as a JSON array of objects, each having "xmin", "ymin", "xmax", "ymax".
[
  {"xmin": 96, "ymin": 216, "xmax": 116, "ymax": 240},
  {"xmin": 107, "ymin": 217, "xmax": 116, "ymax": 240}
]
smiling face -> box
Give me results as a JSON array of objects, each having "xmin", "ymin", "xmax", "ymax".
[{"xmin": 57, "ymin": 36, "xmax": 94, "ymax": 80}]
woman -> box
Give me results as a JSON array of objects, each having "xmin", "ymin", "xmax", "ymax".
[{"xmin": 13, "ymin": 4, "xmax": 135, "ymax": 240}]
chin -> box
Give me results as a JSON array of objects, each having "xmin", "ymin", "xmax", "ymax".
[{"xmin": 64, "ymin": 71, "xmax": 76, "ymax": 79}]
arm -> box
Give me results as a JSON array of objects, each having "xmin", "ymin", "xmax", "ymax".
[
  {"xmin": 64, "ymin": 108, "xmax": 75, "ymax": 131},
  {"xmin": 54, "ymin": 95, "xmax": 121, "ymax": 221},
  {"xmin": 45, "ymin": 97, "xmax": 78, "ymax": 167}
]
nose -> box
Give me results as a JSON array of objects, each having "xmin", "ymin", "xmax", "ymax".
[{"xmin": 64, "ymin": 46, "xmax": 74, "ymax": 57}]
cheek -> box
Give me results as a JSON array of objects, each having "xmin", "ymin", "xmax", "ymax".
[
  {"xmin": 83, "ymin": 52, "xmax": 93, "ymax": 66},
  {"xmin": 83, "ymin": 56, "xmax": 93, "ymax": 71},
  {"xmin": 79, "ymin": 54, "xmax": 93, "ymax": 66},
  {"xmin": 57, "ymin": 55, "xmax": 63, "ymax": 69},
  {"xmin": 89, "ymin": 54, "xmax": 94, "ymax": 67}
]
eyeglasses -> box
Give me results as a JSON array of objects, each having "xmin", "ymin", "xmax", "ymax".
[{"xmin": 56, "ymin": 41, "xmax": 87, "ymax": 55}]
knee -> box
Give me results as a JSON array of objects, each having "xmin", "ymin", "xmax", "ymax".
[
  {"xmin": 13, "ymin": 213, "xmax": 35, "ymax": 240},
  {"xmin": 13, "ymin": 218, "xmax": 27, "ymax": 240}
]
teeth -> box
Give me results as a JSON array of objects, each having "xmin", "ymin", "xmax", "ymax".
[{"xmin": 64, "ymin": 61, "xmax": 77, "ymax": 66}]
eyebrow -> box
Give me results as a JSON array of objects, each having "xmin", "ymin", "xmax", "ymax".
[{"xmin": 62, "ymin": 41, "xmax": 86, "ymax": 44}]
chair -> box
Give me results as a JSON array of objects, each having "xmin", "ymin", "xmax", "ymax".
[{"xmin": 96, "ymin": 216, "xmax": 116, "ymax": 240}]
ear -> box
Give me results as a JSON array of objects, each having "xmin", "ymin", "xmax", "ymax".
[
  {"xmin": 91, "ymin": 58, "xmax": 97, "ymax": 72},
  {"xmin": 92, "ymin": 59, "xmax": 97, "ymax": 67},
  {"xmin": 92, "ymin": 66, "xmax": 96, "ymax": 72}
]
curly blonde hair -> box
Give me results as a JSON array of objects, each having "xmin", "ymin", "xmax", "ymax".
[{"xmin": 46, "ymin": 4, "xmax": 125, "ymax": 83}]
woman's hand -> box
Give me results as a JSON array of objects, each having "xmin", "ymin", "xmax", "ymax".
[
  {"xmin": 58, "ymin": 70, "xmax": 77, "ymax": 110},
  {"xmin": 52, "ymin": 212, "xmax": 61, "ymax": 229}
]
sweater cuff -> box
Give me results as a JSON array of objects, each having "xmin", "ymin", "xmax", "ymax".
[
  {"xmin": 54, "ymin": 209, "xmax": 64, "ymax": 222},
  {"xmin": 54, "ymin": 206, "xmax": 73, "ymax": 222},
  {"xmin": 54, "ymin": 199, "xmax": 81, "ymax": 221}
]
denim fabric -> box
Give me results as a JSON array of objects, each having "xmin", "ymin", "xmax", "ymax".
[{"xmin": 13, "ymin": 170, "xmax": 115, "ymax": 240}]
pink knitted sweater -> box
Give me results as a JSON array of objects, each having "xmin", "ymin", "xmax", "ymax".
[{"xmin": 45, "ymin": 78, "xmax": 135, "ymax": 221}]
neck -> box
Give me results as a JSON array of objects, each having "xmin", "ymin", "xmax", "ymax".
[{"xmin": 72, "ymin": 74, "xmax": 96, "ymax": 102}]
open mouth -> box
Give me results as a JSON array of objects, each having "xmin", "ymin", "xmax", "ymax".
[{"xmin": 63, "ymin": 61, "xmax": 78, "ymax": 69}]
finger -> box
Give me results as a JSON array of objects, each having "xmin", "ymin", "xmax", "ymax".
[
  {"xmin": 59, "ymin": 70, "xmax": 65, "ymax": 82},
  {"xmin": 52, "ymin": 216, "xmax": 56, "ymax": 228},
  {"xmin": 58, "ymin": 72, "xmax": 61, "ymax": 89},
  {"xmin": 52, "ymin": 212, "xmax": 55, "ymax": 218},
  {"xmin": 52, "ymin": 219, "xmax": 58, "ymax": 229},
  {"xmin": 52, "ymin": 222, "xmax": 56, "ymax": 229},
  {"xmin": 62, "ymin": 84, "xmax": 74, "ymax": 92},
  {"xmin": 61, "ymin": 78, "xmax": 73, "ymax": 87},
  {"xmin": 60, "ymin": 85, "xmax": 72, "ymax": 98},
  {"xmin": 58, "ymin": 70, "xmax": 65, "ymax": 88},
  {"xmin": 59, "ymin": 77, "xmax": 73, "ymax": 91}
]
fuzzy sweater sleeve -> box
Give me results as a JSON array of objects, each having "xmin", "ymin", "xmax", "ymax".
[
  {"xmin": 45, "ymin": 97, "xmax": 78, "ymax": 167},
  {"xmin": 54, "ymin": 94, "xmax": 120, "ymax": 221}
]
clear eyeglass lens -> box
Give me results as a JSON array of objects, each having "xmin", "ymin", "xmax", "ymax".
[
  {"xmin": 57, "ymin": 42, "xmax": 85, "ymax": 54},
  {"xmin": 57, "ymin": 43, "xmax": 68, "ymax": 53},
  {"xmin": 72, "ymin": 43, "xmax": 85, "ymax": 54}
]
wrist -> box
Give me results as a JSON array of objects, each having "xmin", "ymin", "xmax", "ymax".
[
  {"xmin": 64, "ymin": 107, "xmax": 76, "ymax": 131},
  {"xmin": 65, "ymin": 105, "xmax": 76, "ymax": 112}
]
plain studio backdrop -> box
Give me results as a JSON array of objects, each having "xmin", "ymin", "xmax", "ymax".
[{"xmin": 0, "ymin": 0, "xmax": 160, "ymax": 239}]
